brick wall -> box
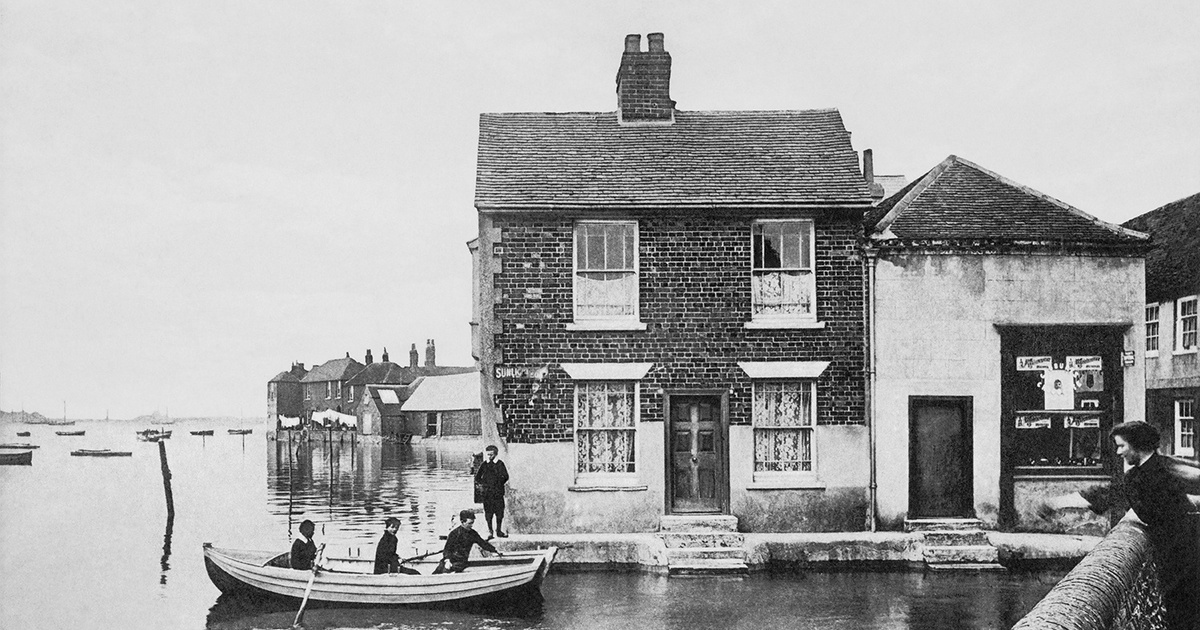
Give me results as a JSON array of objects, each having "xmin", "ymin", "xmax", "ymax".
[{"xmin": 491, "ymin": 212, "xmax": 866, "ymax": 444}]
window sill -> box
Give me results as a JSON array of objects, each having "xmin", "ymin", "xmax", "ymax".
[
  {"xmin": 747, "ymin": 478, "xmax": 826, "ymax": 491},
  {"xmin": 744, "ymin": 320, "xmax": 825, "ymax": 330},
  {"xmin": 1146, "ymin": 351, "xmax": 1159, "ymax": 358},
  {"xmin": 568, "ymin": 484, "xmax": 649, "ymax": 492},
  {"xmin": 1172, "ymin": 348, "xmax": 1197, "ymax": 356},
  {"xmin": 567, "ymin": 321, "xmax": 648, "ymax": 332}
]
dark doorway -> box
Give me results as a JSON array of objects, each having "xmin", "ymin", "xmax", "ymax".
[
  {"xmin": 909, "ymin": 396, "xmax": 974, "ymax": 518},
  {"xmin": 667, "ymin": 394, "xmax": 726, "ymax": 513}
]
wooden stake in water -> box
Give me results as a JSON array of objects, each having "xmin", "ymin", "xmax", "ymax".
[{"xmin": 158, "ymin": 440, "xmax": 174, "ymax": 519}]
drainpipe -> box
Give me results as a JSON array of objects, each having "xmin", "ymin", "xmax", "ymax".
[{"xmin": 865, "ymin": 247, "xmax": 878, "ymax": 532}]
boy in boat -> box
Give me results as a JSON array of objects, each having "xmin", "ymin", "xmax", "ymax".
[
  {"xmin": 433, "ymin": 509, "xmax": 502, "ymax": 574},
  {"xmin": 474, "ymin": 444, "xmax": 510, "ymax": 539},
  {"xmin": 374, "ymin": 517, "xmax": 420, "ymax": 575},
  {"xmin": 290, "ymin": 520, "xmax": 318, "ymax": 570}
]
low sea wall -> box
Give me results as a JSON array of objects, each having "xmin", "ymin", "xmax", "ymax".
[{"xmin": 1012, "ymin": 517, "xmax": 1164, "ymax": 630}]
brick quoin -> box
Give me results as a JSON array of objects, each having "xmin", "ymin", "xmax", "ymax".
[{"xmin": 492, "ymin": 212, "xmax": 866, "ymax": 444}]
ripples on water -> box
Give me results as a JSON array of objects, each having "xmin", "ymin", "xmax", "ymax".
[{"xmin": 0, "ymin": 418, "xmax": 1064, "ymax": 630}]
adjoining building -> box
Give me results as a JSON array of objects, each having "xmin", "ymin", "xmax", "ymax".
[
  {"xmin": 866, "ymin": 155, "xmax": 1150, "ymax": 533},
  {"xmin": 358, "ymin": 382, "xmax": 420, "ymax": 436},
  {"xmin": 473, "ymin": 33, "xmax": 874, "ymax": 533},
  {"xmin": 268, "ymin": 362, "xmax": 307, "ymax": 419},
  {"xmin": 400, "ymin": 372, "xmax": 483, "ymax": 440},
  {"xmin": 1123, "ymin": 192, "xmax": 1200, "ymax": 460}
]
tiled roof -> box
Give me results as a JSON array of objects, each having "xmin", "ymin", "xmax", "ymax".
[
  {"xmin": 269, "ymin": 371, "xmax": 300, "ymax": 383},
  {"xmin": 868, "ymin": 156, "xmax": 1148, "ymax": 245},
  {"xmin": 475, "ymin": 110, "xmax": 872, "ymax": 209},
  {"xmin": 366, "ymin": 383, "xmax": 418, "ymax": 416},
  {"xmin": 346, "ymin": 362, "xmax": 408, "ymax": 386},
  {"xmin": 300, "ymin": 357, "xmax": 364, "ymax": 383},
  {"xmin": 1123, "ymin": 192, "xmax": 1200, "ymax": 303},
  {"xmin": 401, "ymin": 372, "xmax": 480, "ymax": 412}
]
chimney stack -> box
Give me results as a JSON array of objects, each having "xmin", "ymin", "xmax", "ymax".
[
  {"xmin": 381, "ymin": 347, "xmax": 389, "ymax": 363},
  {"xmin": 425, "ymin": 339, "xmax": 436, "ymax": 367},
  {"xmin": 365, "ymin": 349, "xmax": 374, "ymax": 365},
  {"xmin": 410, "ymin": 343, "xmax": 419, "ymax": 368},
  {"xmin": 616, "ymin": 32, "xmax": 675, "ymax": 124},
  {"xmin": 863, "ymin": 149, "xmax": 885, "ymax": 200}
]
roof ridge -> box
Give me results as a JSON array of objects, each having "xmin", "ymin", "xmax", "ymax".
[
  {"xmin": 871, "ymin": 155, "xmax": 955, "ymax": 237},
  {"xmin": 480, "ymin": 108, "xmax": 841, "ymax": 117},
  {"xmin": 1124, "ymin": 190, "xmax": 1200, "ymax": 224}
]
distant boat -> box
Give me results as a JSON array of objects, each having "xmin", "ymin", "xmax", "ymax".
[
  {"xmin": 55, "ymin": 430, "xmax": 85, "ymax": 436},
  {"xmin": 228, "ymin": 429, "xmax": 253, "ymax": 435},
  {"xmin": 0, "ymin": 443, "xmax": 40, "ymax": 449},
  {"xmin": 190, "ymin": 430, "xmax": 215, "ymax": 436},
  {"xmin": 71, "ymin": 449, "xmax": 132, "ymax": 457},
  {"xmin": 137, "ymin": 429, "xmax": 172, "ymax": 442},
  {"xmin": 16, "ymin": 431, "xmax": 30, "ymax": 437},
  {"xmin": 0, "ymin": 450, "xmax": 33, "ymax": 465}
]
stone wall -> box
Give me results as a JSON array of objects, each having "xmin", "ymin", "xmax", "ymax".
[{"xmin": 1012, "ymin": 518, "xmax": 1165, "ymax": 630}]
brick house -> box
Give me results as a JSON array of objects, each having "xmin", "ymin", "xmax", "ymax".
[
  {"xmin": 472, "ymin": 33, "xmax": 874, "ymax": 533},
  {"xmin": 358, "ymin": 383, "xmax": 418, "ymax": 436},
  {"xmin": 300, "ymin": 354, "xmax": 365, "ymax": 417},
  {"xmin": 1123, "ymin": 192, "xmax": 1200, "ymax": 460},
  {"xmin": 866, "ymin": 155, "xmax": 1149, "ymax": 533},
  {"xmin": 268, "ymin": 362, "xmax": 307, "ymax": 419}
]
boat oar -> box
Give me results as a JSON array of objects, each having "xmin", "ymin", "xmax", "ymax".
[
  {"xmin": 292, "ymin": 543, "xmax": 325, "ymax": 628},
  {"xmin": 398, "ymin": 549, "xmax": 443, "ymax": 565}
]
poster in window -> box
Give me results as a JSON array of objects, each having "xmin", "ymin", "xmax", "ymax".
[
  {"xmin": 1067, "ymin": 356, "xmax": 1102, "ymax": 371},
  {"xmin": 1073, "ymin": 369, "xmax": 1104, "ymax": 392},
  {"xmin": 1064, "ymin": 416, "xmax": 1101, "ymax": 429},
  {"xmin": 1017, "ymin": 356, "xmax": 1053, "ymax": 371},
  {"xmin": 1040, "ymin": 369, "xmax": 1075, "ymax": 410},
  {"xmin": 1016, "ymin": 414, "xmax": 1052, "ymax": 429}
]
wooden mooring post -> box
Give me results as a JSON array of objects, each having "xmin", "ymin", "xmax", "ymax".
[{"xmin": 158, "ymin": 439, "xmax": 175, "ymax": 519}]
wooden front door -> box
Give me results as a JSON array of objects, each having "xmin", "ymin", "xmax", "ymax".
[
  {"xmin": 668, "ymin": 395, "xmax": 725, "ymax": 513},
  {"xmin": 909, "ymin": 397, "xmax": 974, "ymax": 518}
]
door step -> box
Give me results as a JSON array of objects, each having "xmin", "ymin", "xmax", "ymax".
[
  {"xmin": 660, "ymin": 517, "xmax": 748, "ymax": 576},
  {"xmin": 668, "ymin": 557, "xmax": 750, "ymax": 576},
  {"xmin": 660, "ymin": 514, "xmax": 739, "ymax": 532},
  {"xmin": 918, "ymin": 526, "xmax": 1007, "ymax": 572},
  {"xmin": 904, "ymin": 518, "xmax": 985, "ymax": 532},
  {"xmin": 927, "ymin": 562, "xmax": 1007, "ymax": 572}
]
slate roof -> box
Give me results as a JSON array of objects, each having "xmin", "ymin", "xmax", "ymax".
[
  {"xmin": 269, "ymin": 371, "xmax": 300, "ymax": 383},
  {"xmin": 346, "ymin": 362, "xmax": 408, "ymax": 386},
  {"xmin": 365, "ymin": 383, "xmax": 418, "ymax": 417},
  {"xmin": 402, "ymin": 372, "xmax": 481, "ymax": 412},
  {"xmin": 300, "ymin": 357, "xmax": 364, "ymax": 384},
  {"xmin": 1122, "ymin": 192, "xmax": 1200, "ymax": 303},
  {"xmin": 475, "ymin": 110, "xmax": 873, "ymax": 209},
  {"xmin": 868, "ymin": 156, "xmax": 1148, "ymax": 245}
]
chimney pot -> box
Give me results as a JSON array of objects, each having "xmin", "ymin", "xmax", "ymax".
[
  {"xmin": 624, "ymin": 34, "xmax": 641, "ymax": 53},
  {"xmin": 863, "ymin": 149, "xmax": 875, "ymax": 183},
  {"xmin": 382, "ymin": 347, "xmax": 389, "ymax": 363},
  {"xmin": 647, "ymin": 33, "xmax": 664, "ymax": 52},
  {"xmin": 616, "ymin": 32, "xmax": 675, "ymax": 123},
  {"xmin": 425, "ymin": 339, "xmax": 436, "ymax": 367},
  {"xmin": 409, "ymin": 343, "xmax": 419, "ymax": 368},
  {"xmin": 365, "ymin": 349, "xmax": 373, "ymax": 365}
]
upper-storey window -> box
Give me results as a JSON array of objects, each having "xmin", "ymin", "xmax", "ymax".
[
  {"xmin": 574, "ymin": 221, "xmax": 638, "ymax": 322},
  {"xmin": 1177, "ymin": 296, "xmax": 1198, "ymax": 353},
  {"xmin": 751, "ymin": 220, "xmax": 815, "ymax": 323},
  {"xmin": 1146, "ymin": 303, "xmax": 1160, "ymax": 356}
]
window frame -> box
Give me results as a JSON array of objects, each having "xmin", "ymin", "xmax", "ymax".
[
  {"xmin": 1176, "ymin": 398, "xmax": 1196, "ymax": 458},
  {"xmin": 1176, "ymin": 296, "xmax": 1198, "ymax": 354},
  {"xmin": 748, "ymin": 219, "xmax": 818, "ymax": 327},
  {"xmin": 571, "ymin": 220, "xmax": 640, "ymax": 327},
  {"xmin": 325, "ymin": 382, "xmax": 333, "ymax": 399},
  {"xmin": 1145, "ymin": 303, "xmax": 1160, "ymax": 357},
  {"xmin": 750, "ymin": 379, "xmax": 818, "ymax": 483},
  {"xmin": 573, "ymin": 380, "xmax": 640, "ymax": 486}
]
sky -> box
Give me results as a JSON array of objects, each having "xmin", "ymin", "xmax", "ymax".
[{"xmin": 1, "ymin": 1, "xmax": 1197, "ymax": 419}]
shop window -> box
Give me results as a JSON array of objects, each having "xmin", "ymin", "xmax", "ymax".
[
  {"xmin": 752, "ymin": 381, "xmax": 815, "ymax": 476},
  {"xmin": 1145, "ymin": 303, "xmax": 1160, "ymax": 356},
  {"xmin": 751, "ymin": 220, "xmax": 816, "ymax": 323},
  {"xmin": 573, "ymin": 221, "xmax": 638, "ymax": 324},
  {"xmin": 1177, "ymin": 399, "xmax": 1195, "ymax": 458},
  {"xmin": 1012, "ymin": 354, "xmax": 1106, "ymax": 471},
  {"xmin": 1177, "ymin": 296, "xmax": 1198, "ymax": 353},
  {"xmin": 575, "ymin": 381, "xmax": 637, "ymax": 477}
]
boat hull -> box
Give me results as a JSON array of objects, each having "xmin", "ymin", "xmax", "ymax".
[
  {"xmin": 71, "ymin": 450, "xmax": 132, "ymax": 457},
  {"xmin": 0, "ymin": 450, "xmax": 33, "ymax": 465},
  {"xmin": 202, "ymin": 545, "xmax": 554, "ymax": 609}
]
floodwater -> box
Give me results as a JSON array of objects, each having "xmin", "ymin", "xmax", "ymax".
[{"xmin": 0, "ymin": 418, "xmax": 1065, "ymax": 629}]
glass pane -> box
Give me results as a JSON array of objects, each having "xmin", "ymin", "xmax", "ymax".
[
  {"xmin": 752, "ymin": 270, "xmax": 812, "ymax": 317},
  {"xmin": 753, "ymin": 428, "xmax": 811, "ymax": 472},
  {"xmin": 781, "ymin": 223, "xmax": 802, "ymax": 269},
  {"xmin": 761, "ymin": 224, "xmax": 782, "ymax": 269},
  {"xmin": 586, "ymin": 233, "xmax": 606, "ymax": 269}
]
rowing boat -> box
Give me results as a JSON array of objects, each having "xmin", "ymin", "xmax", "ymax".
[
  {"xmin": 190, "ymin": 430, "xmax": 215, "ymax": 436},
  {"xmin": 227, "ymin": 429, "xmax": 253, "ymax": 435},
  {"xmin": 202, "ymin": 544, "xmax": 556, "ymax": 608},
  {"xmin": 0, "ymin": 450, "xmax": 33, "ymax": 465},
  {"xmin": 0, "ymin": 443, "xmax": 39, "ymax": 449},
  {"xmin": 16, "ymin": 431, "xmax": 30, "ymax": 437},
  {"xmin": 55, "ymin": 430, "xmax": 85, "ymax": 436},
  {"xmin": 71, "ymin": 449, "xmax": 133, "ymax": 457},
  {"xmin": 137, "ymin": 429, "xmax": 172, "ymax": 441}
]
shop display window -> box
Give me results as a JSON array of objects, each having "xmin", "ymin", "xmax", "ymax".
[{"xmin": 1012, "ymin": 354, "xmax": 1108, "ymax": 471}]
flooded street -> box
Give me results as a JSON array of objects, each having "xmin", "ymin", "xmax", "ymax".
[{"xmin": 0, "ymin": 419, "xmax": 1063, "ymax": 629}]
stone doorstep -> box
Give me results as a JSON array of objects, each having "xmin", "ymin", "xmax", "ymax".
[
  {"xmin": 926, "ymin": 562, "xmax": 1008, "ymax": 573},
  {"xmin": 923, "ymin": 545, "xmax": 1001, "ymax": 564},
  {"xmin": 665, "ymin": 546, "xmax": 746, "ymax": 561},
  {"xmin": 660, "ymin": 532, "xmax": 745, "ymax": 549},
  {"xmin": 922, "ymin": 530, "xmax": 991, "ymax": 547},
  {"xmin": 660, "ymin": 514, "xmax": 740, "ymax": 532},
  {"xmin": 904, "ymin": 518, "xmax": 986, "ymax": 532},
  {"xmin": 667, "ymin": 558, "xmax": 750, "ymax": 576}
]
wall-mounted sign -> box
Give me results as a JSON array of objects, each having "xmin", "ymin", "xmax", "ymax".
[
  {"xmin": 494, "ymin": 364, "xmax": 550, "ymax": 380},
  {"xmin": 1016, "ymin": 414, "xmax": 1052, "ymax": 429},
  {"xmin": 1122, "ymin": 351, "xmax": 1136, "ymax": 367},
  {"xmin": 1017, "ymin": 356, "xmax": 1053, "ymax": 371},
  {"xmin": 1066, "ymin": 356, "xmax": 1102, "ymax": 371},
  {"xmin": 1064, "ymin": 416, "xmax": 1101, "ymax": 429}
]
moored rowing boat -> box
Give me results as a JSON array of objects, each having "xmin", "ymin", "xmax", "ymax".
[
  {"xmin": 202, "ymin": 544, "xmax": 556, "ymax": 608},
  {"xmin": 55, "ymin": 430, "xmax": 85, "ymax": 436},
  {"xmin": 227, "ymin": 429, "xmax": 253, "ymax": 435},
  {"xmin": 191, "ymin": 430, "xmax": 215, "ymax": 436},
  {"xmin": 0, "ymin": 450, "xmax": 33, "ymax": 465},
  {"xmin": 0, "ymin": 443, "xmax": 39, "ymax": 449},
  {"xmin": 71, "ymin": 449, "xmax": 133, "ymax": 457}
]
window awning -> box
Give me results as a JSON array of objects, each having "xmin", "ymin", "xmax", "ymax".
[
  {"xmin": 561, "ymin": 363, "xmax": 654, "ymax": 380},
  {"xmin": 737, "ymin": 361, "xmax": 830, "ymax": 379}
]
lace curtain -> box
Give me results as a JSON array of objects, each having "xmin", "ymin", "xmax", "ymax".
[
  {"xmin": 576, "ymin": 272, "xmax": 637, "ymax": 318},
  {"xmin": 576, "ymin": 382, "xmax": 635, "ymax": 474},
  {"xmin": 752, "ymin": 271, "xmax": 812, "ymax": 317},
  {"xmin": 754, "ymin": 382, "xmax": 813, "ymax": 472}
]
